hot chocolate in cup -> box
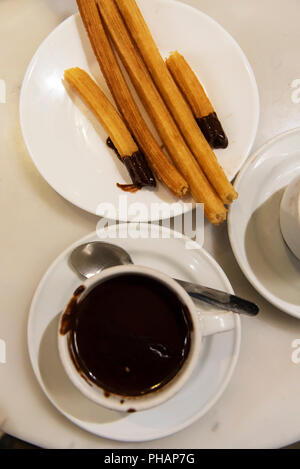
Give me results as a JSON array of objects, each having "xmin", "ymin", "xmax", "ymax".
[{"xmin": 58, "ymin": 265, "xmax": 235, "ymax": 413}]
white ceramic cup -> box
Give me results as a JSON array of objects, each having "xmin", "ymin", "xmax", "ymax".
[{"xmin": 58, "ymin": 265, "xmax": 235, "ymax": 413}]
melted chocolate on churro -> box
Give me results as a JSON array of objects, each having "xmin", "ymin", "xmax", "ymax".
[
  {"xmin": 196, "ymin": 112, "xmax": 228, "ymax": 149},
  {"xmin": 106, "ymin": 137, "xmax": 156, "ymax": 188}
]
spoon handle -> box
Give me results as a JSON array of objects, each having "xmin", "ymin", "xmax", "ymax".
[{"xmin": 176, "ymin": 279, "xmax": 259, "ymax": 316}]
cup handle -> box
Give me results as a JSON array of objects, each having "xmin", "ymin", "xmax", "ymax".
[{"xmin": 196, "ymin": 309, "xmax": 236, "ymax": 337}]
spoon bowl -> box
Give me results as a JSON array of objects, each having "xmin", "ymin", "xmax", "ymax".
[{"xmin": 70, "ymin": 242, "xmax": 133, "ymax": 278}]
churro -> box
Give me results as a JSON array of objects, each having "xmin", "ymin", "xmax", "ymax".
[
  {"xmin": 64, "ymin": 67, "xmax": 156, "ymax": 190},
  {"xmin": 166, "ymin": 52, "xmax": 228, "ymax": 149},
  {"xmin": 114, "ymin": 0, "xmax": 237, "ymax": 204}
]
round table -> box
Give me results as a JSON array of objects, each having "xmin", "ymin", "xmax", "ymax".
[{"xmin": 1, "ymin": 0, "xmax": 300, "ymax": 449}]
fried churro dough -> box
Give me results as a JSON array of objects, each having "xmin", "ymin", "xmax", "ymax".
[
  {"xmin": 114, "ymin": 0, "xmax": 237, "ymax": 205},
  {"xmin": 166, "ymin": 52, "xmax": 228, "ymax": 149},
  {"xmin": 64, "ymin": 67, "xmax": 156, "ymax": 188}
]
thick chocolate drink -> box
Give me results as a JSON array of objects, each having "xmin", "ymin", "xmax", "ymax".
[{"xmin": 60, "ymin": 274, "xmax": 191, "ymax": 397}]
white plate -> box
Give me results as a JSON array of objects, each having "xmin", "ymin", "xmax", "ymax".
[
  {"xmin": 28, "ymin": 223, "xmax": 241, "ymax": 442},
  {"xmin": 228, "ymin": 128, "xmax": 300, "ymax": 319},
  {"xmin": 20, "ymin": 0, "xmax": 259, "ymax": 221}
]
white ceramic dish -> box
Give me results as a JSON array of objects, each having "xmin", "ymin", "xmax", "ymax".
[
  {"xmin": 28, "ymin": 223, "xmax": 241, "ymax": 442},
  {"xmin": 20, "ymin": 0, "xmax": 259, "ymax": 221},
  {"xmin": 228, "ymin": 128, "xmax": 300, "ymax": 319}
]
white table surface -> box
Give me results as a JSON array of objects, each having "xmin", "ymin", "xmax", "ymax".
[{"xmin": 1, "ymin": 0, "xmax": 300, "ymax": 449}]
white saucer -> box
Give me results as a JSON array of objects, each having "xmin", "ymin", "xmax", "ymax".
[
  {"xmin": 28, "ymin": 223, "xmax": 241, "ymax": 442},
  {"xmin": 20, "ymin": 0, "xmax": 259, "ymax": 221},
  {"xmin": 228, "ymin": 128, "xmax": 300, "ymax": 319}
]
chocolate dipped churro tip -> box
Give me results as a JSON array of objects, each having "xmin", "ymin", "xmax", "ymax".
[{"xmin": 64, "ymin": 67, "xmax": 156, "ymax": 189}]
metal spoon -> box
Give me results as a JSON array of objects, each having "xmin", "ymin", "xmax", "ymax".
[{"xmin": 70, "ymin": 242, "xmax": 259, "ymax": 317}]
